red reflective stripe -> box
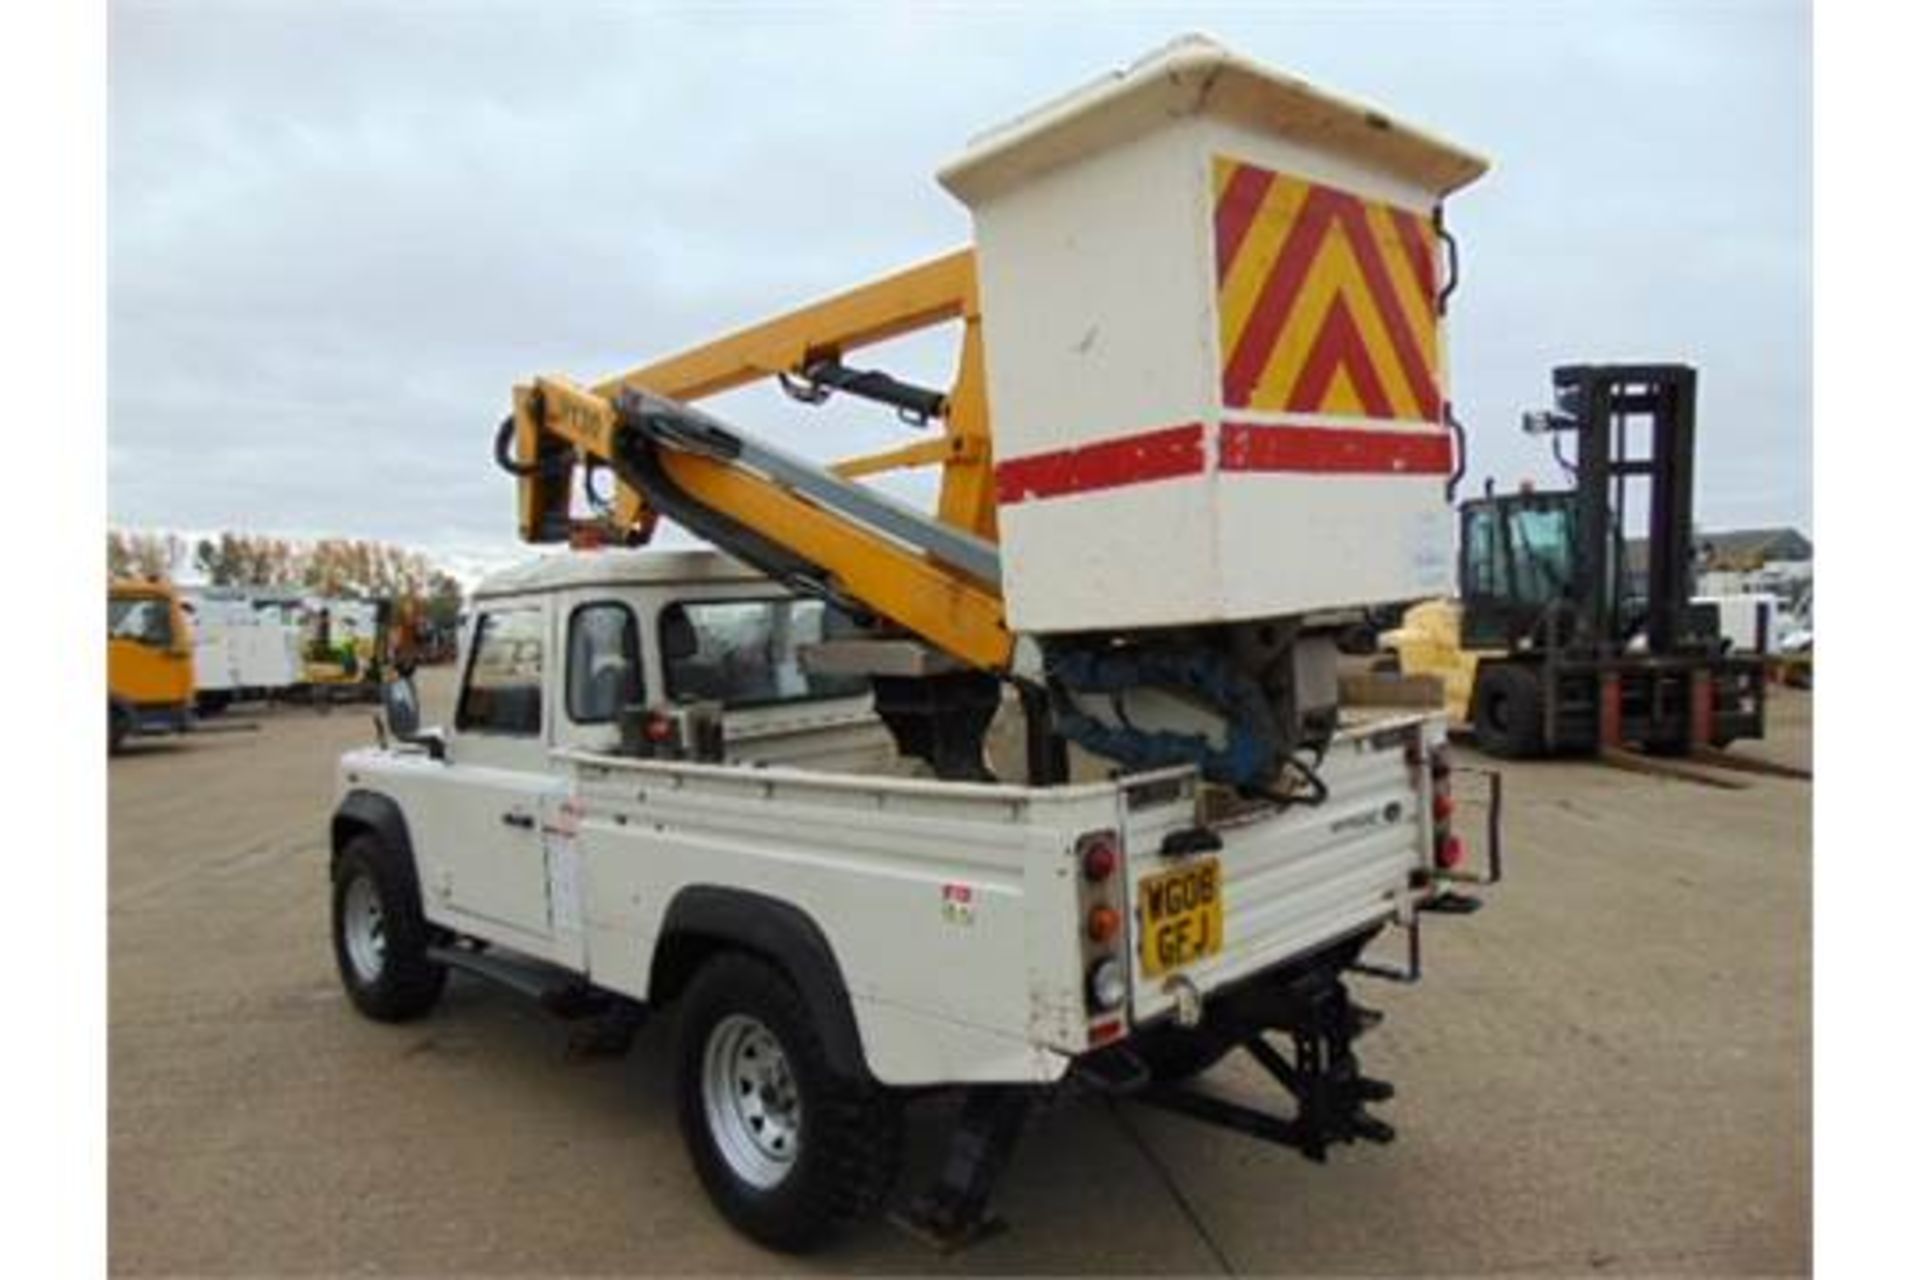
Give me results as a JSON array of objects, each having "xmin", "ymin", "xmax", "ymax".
[
  {"xmin": 995, "ymin": 419, "xmax": 1452, "ymax": 508},
  {"xmin": 994, "ymin": 423, "xmax": 1205, "ymax": 506},
  {"xmin": 1219, "ymin": 421, "xmax": 1453, "ymax": 475}
]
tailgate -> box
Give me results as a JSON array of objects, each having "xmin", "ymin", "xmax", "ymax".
[{"xmin": 1123, "ymin": 715, "xmax": 1436, "ymax": 1023}]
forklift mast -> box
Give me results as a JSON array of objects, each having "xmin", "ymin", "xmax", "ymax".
[{"xmin": 1548, "ymin": 363, "xmax": 1702, "ymax": 657}]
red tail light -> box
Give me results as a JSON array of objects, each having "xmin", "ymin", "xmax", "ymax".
[
  {"xmin": 1081, "ymin": 834, "xmax": 1119, "ymax": 883},
  {"xmin": 1075, "ymin": 829, "xmax": 1129, "ymax": 1038},
  {"xmin": 1429, "ymin": 744, "xmax": 1457, "ymax": 871}
]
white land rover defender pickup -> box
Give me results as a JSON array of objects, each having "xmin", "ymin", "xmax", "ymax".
[{"xmin": 329, "ymin": 548, "xmax": 1500, "ymax": 1252}]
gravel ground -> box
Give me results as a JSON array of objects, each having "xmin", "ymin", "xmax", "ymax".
[{"xmin": 109, "ymin": 672, "xmax": 1810, "ymax": 1275}]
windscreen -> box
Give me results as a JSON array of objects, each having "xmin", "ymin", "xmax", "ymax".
[
  {"xmin": 1506, "ymin": 501, "xmax": 1577, "ymax": 606},
  {"xmin": 109, "ymin": 597, "xmax": 174, "ymax": 648}
]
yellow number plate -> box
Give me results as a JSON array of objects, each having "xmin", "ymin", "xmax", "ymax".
[{"xmin": 1139, "ymin": 857, "xmax": 1224, "ymax": 977}]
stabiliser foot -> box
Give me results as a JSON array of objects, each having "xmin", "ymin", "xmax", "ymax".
[{"xmin": 891, "ymin": 1087, "xmax": 1031, "ymax": 1252}]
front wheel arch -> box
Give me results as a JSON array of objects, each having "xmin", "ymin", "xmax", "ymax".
[{"xmin": 331, "ymin": 789, "xmax": 418, "ymax": 883}]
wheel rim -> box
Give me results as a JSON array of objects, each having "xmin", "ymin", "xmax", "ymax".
[
  {"xmin": 701, "ymin": 1013, "xmax": 802, "ymax": 1189},
  {"xmin": 1486, "ymin": 690, "xmax": 1511, "ymax": 733},
  {"xmin": 341, "ymin": 873, "xmax": 387, "ymax": 984}
]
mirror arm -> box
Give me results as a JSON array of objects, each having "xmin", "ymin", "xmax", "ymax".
[{"xmin": 404, "ymin": 729, "xmax": 448, "ymax": 762}]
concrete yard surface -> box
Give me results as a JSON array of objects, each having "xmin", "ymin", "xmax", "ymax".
[{"xmin": 109, "ymin": 673, "xmax": 1810, "ymax": 1274}]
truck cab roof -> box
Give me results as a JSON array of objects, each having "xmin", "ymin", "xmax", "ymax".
[{"xmin": 470, "ymin": 548, "xmax": 766, "ymax": 601}]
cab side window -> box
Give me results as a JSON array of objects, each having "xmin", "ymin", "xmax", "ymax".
[
  {"xmin": 457, "ymin": 607, "xmax": 545, "ymax": 736},
  {"xmin": 567, "ymin": 602, "xmax": 642, "ymax": 724},
  {"xmin": 1462, "ymin": 506, "xmax": 1509, "ymax": 600}
]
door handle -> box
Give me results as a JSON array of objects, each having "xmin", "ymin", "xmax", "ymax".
[{"xmin": 500, "ymin": 812, "xmax": 535, "ymax": 830}]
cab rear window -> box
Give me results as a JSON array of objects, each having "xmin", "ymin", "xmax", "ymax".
[{"xmin": 660, "ymin": 599, "xmax": 867, "ymax": 709}]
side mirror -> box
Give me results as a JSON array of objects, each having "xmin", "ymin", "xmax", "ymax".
[
  {"xmin": 381, "ymin": 676, "xmax": 444, "ymax": 759},
  {"xmin": 382, "ymin": 676, "xmax": 421, "ymax": 740}
]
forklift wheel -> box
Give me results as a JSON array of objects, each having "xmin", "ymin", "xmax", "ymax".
[{"xmin": 1472, "ymin": 665, "xmax": 1545, "ymax": 759}]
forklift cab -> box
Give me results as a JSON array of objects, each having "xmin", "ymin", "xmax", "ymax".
[{"xmin": 1458, "ymin": 489, "xmax": 1580, "ymax": 652}]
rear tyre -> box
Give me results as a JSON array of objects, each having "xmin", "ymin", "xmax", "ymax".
[
  {"xmin": 1472, "ymin": 663, "xmax": 1546, "ymax": 759},
  {"xmin": 675, "ymin": 953, "xmax": 901, "ymax": 1253},
  {"xmin": 109, "ymin": 703, "xmax": 131, "ymax": 755},
  {"xmin": 1130, "ymin": 1024, "xmax": 1235, "ymax": 1084},
  {"xmin": 330, "ymin": 833, "xmax": 446, "ymax": 1022}
]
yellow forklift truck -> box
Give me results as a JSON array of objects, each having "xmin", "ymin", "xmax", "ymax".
[
  {"xmin": 108, "ymin": 579, "xmax": 195, "ymax": 753},
  {"xmin": 1386, "ymin": 364, "xmax": 1766, "ymax": 758},
  {"xmin": 302, "ymin": 598, "xmax": 396, "ymax": 705}
]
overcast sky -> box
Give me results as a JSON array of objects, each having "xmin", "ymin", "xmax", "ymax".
[{"xmin": 108, "ymin": 0, "xmax": 1809, "ymax": 575}]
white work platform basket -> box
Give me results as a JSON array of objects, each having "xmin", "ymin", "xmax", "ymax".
[{"xmin": 940, "ymin": 36, "xmax": 1489, "ymax": 634}]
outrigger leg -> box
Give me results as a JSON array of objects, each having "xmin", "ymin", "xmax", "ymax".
[
  {"xmin": 1133, "ymin": 949, "xmax": 1397, "ymax": 1160},
  {"xmin": 893, "ymin": 1087, "xmax": 1033, "ymax": 1252}
]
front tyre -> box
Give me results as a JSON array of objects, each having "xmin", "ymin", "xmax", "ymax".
[
  {"xmin": 675, "ymin": 953, "xmax": 901, "ymax": 1253},
  {"xmin": 1472, "ymin": 663, "xmax": 1546, "ymax": 758},
  {"xmin": 330, "ymin": 833, "xmax": 446, "ymax": 1022}
]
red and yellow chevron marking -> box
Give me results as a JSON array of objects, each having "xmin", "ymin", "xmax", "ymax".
[{"xmin": 1213, "ymin": 156, "xmax": 1441, "ymax": 422}]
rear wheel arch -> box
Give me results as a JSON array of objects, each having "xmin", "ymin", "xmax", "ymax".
[{"xmin": 651, "ymin": 887, "xmax": 870, "ymax": 1084}]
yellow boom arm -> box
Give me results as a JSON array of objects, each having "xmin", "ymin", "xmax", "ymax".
[{"xmin": 508, "ymin": 250, "xmax": 1013, "ymax": 671}]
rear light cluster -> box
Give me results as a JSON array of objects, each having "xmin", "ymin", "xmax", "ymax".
[
  {"xmin": 1075, "ymin": 830, "xmax": 1130, "ymax": 1035},
  {"xmin": 1430, "ymin": 746, "xmax": 1465, "ymax": 870}
]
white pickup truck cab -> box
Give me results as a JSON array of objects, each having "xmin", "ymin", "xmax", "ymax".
[{"xmin": 330, "ymin": 548, "xmax": 1493, "ymax": 1251}]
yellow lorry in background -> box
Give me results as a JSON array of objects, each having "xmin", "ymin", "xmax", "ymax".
[{"xmin": 108, "ymin": 579, "xmax": 195, "ymax": 753}]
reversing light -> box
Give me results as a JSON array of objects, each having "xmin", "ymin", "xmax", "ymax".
[{"xmin": 1087, "ymin": 957, "xmax": 1128, "ymax": 1012}]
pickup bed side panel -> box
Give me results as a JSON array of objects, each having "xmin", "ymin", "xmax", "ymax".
[{"xmin": 568, "ymin": 759, "xmax": 1113, "ymax": 1085}]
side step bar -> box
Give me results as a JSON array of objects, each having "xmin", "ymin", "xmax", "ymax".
[
  {"xmin": 427, "ymin": 943, "xmax": 646, "ymax": 1056},
  {"xmin": 426, "ymin": 942, "xmax": 582, "ymax": 1004},
  {"xmin": 427, "ymin": 943, "xmax": 635, "ymax": 1020}
]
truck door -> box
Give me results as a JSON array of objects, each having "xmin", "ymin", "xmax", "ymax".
[
  {"xmin": 543, "ymin": 596, "xmax": 647, "ymax": 969},
  {"xmin": 429, "ymin": 601, "xmax": 560, "ymax": 945}
]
